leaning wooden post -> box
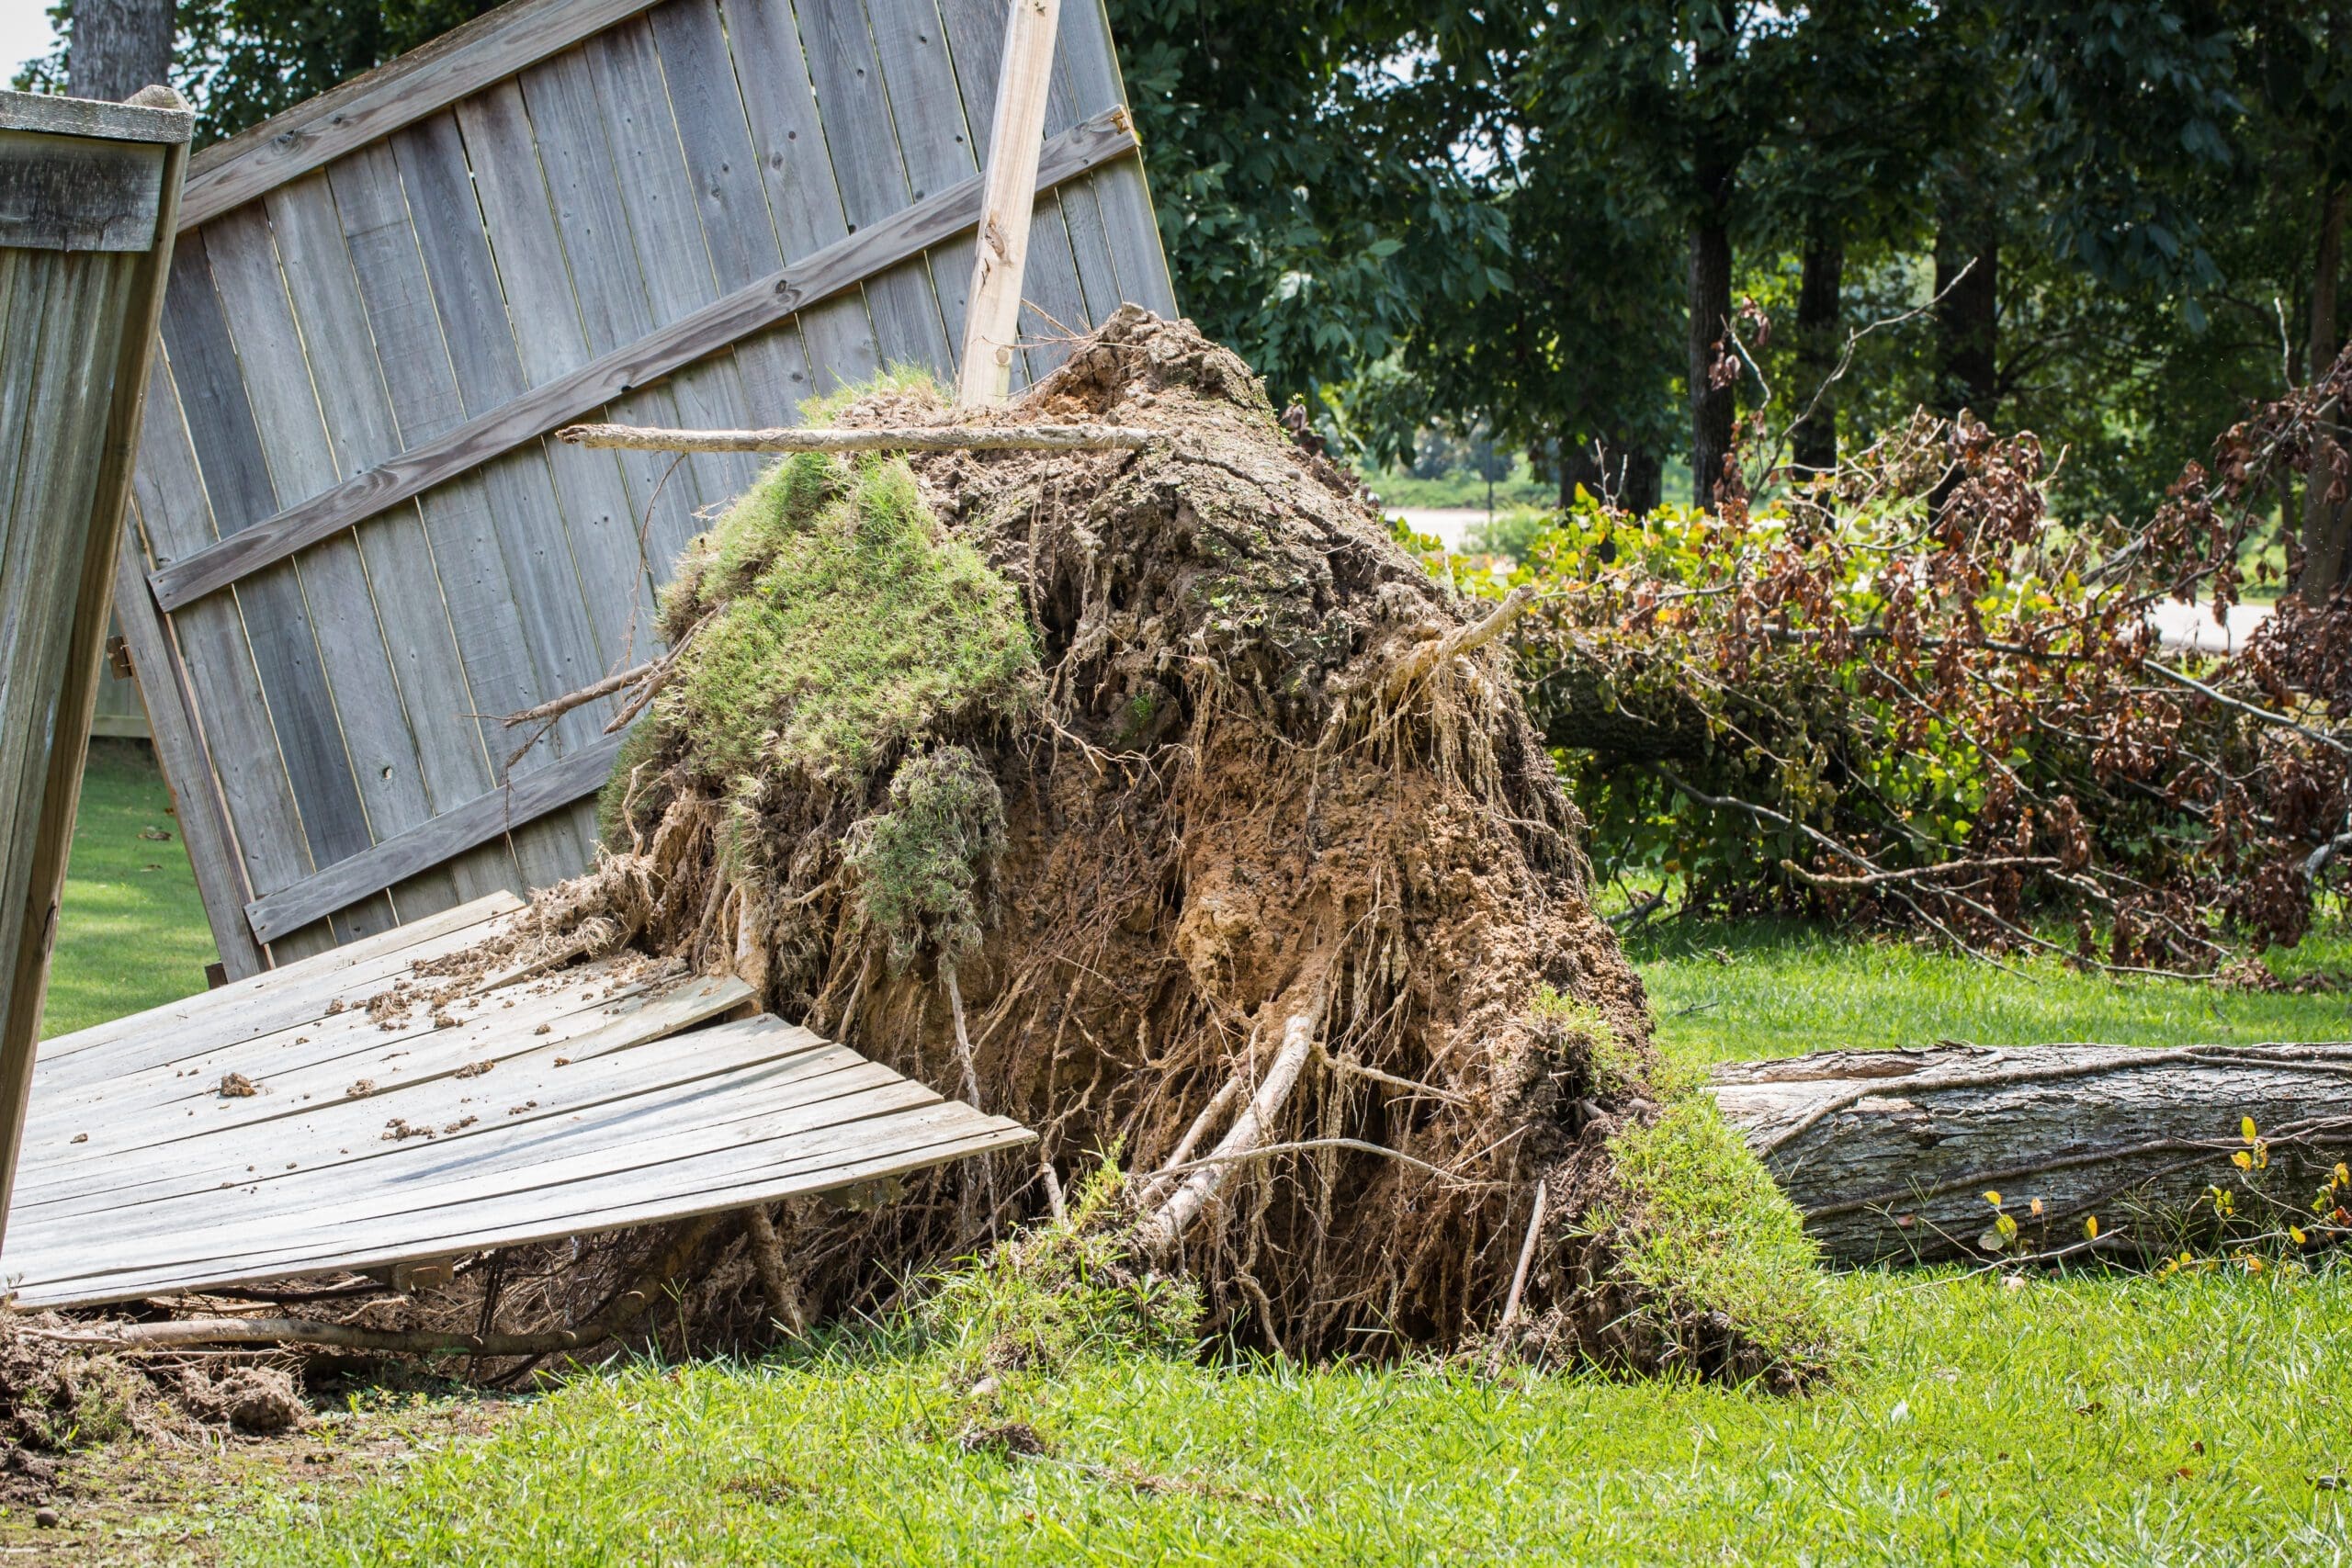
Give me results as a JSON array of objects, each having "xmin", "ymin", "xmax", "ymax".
[
  {"xmin": 0, "ymin": 86, "xmax": 194, "ymax": 1256},
  {"xmin": 955, "ymin": 0, "xmax": 1064, "ymax": 407}
]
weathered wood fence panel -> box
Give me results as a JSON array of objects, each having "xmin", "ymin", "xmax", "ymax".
[
  {"xmin": 0, "ymin": 87, "xmax": 193, "ymax": 1245},
  {"xmin": 122, "ymin": 0, "xmax": 1177, "ymax": 977}
]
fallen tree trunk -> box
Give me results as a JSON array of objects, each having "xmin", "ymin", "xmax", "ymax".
[{"xmin": 1708, "ymin": 1043, "xmax": 2352, "ymax": 1263}]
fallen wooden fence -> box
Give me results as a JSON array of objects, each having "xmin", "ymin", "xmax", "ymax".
[
  {"xmin": 119, "ymin": 0, "xmax": 1178, "ymax": 978},
  {"xmin": 3, "ymin": 892, "xmax": 1031, "ymax": 1307},
  {"xmin": 0, "ymin": 87, "xmax": 193, "ymax": 1250}
]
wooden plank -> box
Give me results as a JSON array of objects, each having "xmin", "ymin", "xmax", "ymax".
[
  {"xmin": 264, "ymin": 174, "xmax": 519, "ymax": 913},
  {"xmin": 581, "ymin": 17, "xmax": 762, "ymax": 551},
  {"xmin": 714, "ymin": 0, "xmax": 882, "ymax": 393},
  {"xmin": 155, "ymin": 233, "xmax": 379, "ymax": 899},
  {"xmin": 943, "ymin": 0, "xmax": 1060, "ymax": 402},
  {"xmin": 244, "ymin": 733, "xmax": 628, "ymax": 944},
  {"xmin": 23, "ymin": 970, "xmax": 752, "ymax": 1184},
  {"xmin": 642, "ymin": 0, "xmax": 820, "ymax": 429},
  {"xmin": 9, "ymin": 1032, "xmax": 1025, "ymax": 1301},
  {"xmin": 38, "ymin": 891, "xmax": 524, "ymax": 1067},
  {"xmin": 0, "ymin": 108, "xmax": 190, "ymax": 1252},
  {"xmin": 1055, "ymin": 0, "xmax": 1174, "ymax": 314},
  {"xmin": 0, "ymin": 88, "xmax": 193, "ymax": 146},
  {"xmin": 0, "ymin": 130, "xmax": 165, "ymax": 252},
  {"xmin": 24, "ymin": 1005, "xmax": 822, "ymax": 1228},
  {"xmin": 106, "ymin": 525, "xmax": 266, "ymax": 978},
  {"xmin": 145, "ymin": 111, "xmax": 1136, "ymax": 612},
  {"xmin": 865, "ymin": 0, "xmax": 990, "ymax": 375},
  {"xmin": 122, "ymin": 361, "xmax": 323, "ymax": 952},
  {"xmin": 796, "ymin": 0, "xmax": 956, "ymax": 372},
  {"xmin": 941, "ymin": 0, "xmax": 1117, "ymax": 370},
  {"xmin": 199, "ymin": 207, "xmax": 458, "ymax": 932},
  {"xmin": 175, "ymin": 0, "xmax": 663, "ymax": 230}
]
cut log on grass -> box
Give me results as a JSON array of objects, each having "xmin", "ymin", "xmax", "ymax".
[{"xmin": 1709, "ymin": 1043, "xmax": 2352, "ymax": 1263}]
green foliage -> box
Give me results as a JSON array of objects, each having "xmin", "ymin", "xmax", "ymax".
[
  {"xmin": 1603, "ymin": 1097, "xmax": 1836, "ymax": 1368},
  {"xmin": 657, "ymin": 452, "xmax": 1039, "ymax": 795},
  {"xmin": 843, "ymin": 746, "xmax": 1007, "ymax": 971},
  {"xmin": 915, "ymin": 1161, "xmax": 1203, "ymax": 1375},
  {"xmin": 1460, "ymin": 503, "xmax": 1557, "ymax": 566}
]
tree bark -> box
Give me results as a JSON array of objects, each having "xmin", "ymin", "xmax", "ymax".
[
  {"xmin": 1687, "ymin": 218, "xmax": 1736, "ymax": 510},
  {"xmin": 1709, "ymin": 1043, "xmax": 2352, "ymax": 1264},
  {"xmin": 1933, "ymin": 175, "xmax": 1999, "ymax": 421},
  {"xmin": 2299, "ymin": 180, "xmax": 2347, "ymax": 597},
  {"xmin": 68, "ymin": 0, "xmax": 175, "ymax": 102},
  {"xmin": 1790, "ymin": 220, "xmax": 1845, "ymax": 476}
]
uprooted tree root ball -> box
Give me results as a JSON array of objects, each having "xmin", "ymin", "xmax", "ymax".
[{"xmin": 406, "ymin": 310, "xmax": 1831, "ymax": 1383}]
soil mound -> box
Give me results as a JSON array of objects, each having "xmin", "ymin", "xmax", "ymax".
[{"xmin": 432, "ymin": 309, "xmax": 1828, "ymax": 1378}]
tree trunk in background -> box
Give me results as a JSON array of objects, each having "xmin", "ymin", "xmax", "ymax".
[
  {"xmin": 68, "ymin": 0, "xmax": 175, "ymax": 101},
  {"xmin": 1933, "ymin": 176, "xmax": 1999, "ymax": 421},
  {"xmin": 1687, "ymin": 219, "xmax": 1735, "ymax": 509},
  {"xmin": 2299, "ymin": 181, "xmax": 2348, "ymax": 598},
  {"xmin": 1790, "ymin": 220, "xmax": 1846, "ymax": 476}
]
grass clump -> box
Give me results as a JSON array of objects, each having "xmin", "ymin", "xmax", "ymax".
[
  {"xmin": 647, "ymin": 450, "xmax": 1038, "ymax": 797},
  {"xmin": 1604, "ymin": 1096, "xmax": 1836, "ymax": 1373},
  {"xmin": 843, "ymin": 745, "xmax": 1006, "ymax": 968},
  {"xmin": 915, "ymin": 1162, "xmax": 1203, "ymax": 1376},
  {"xmin": 1533, "ymin": 980, "xmax": 1648, "ymax": 1099}
]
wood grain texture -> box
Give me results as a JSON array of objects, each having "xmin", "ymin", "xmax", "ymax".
[
  {"xmin": 1710, "ymin": 1043, "xmax": 2352, "ymax": 1263},
  {"xmin": 0, "ymin": 88, "xmax": 190, "ymax": 146},
  {"xmin": 146, "ymin": 111, "xmax": 1137, "ymax": 612},
  {"xmin": 175, "ymin": 0, "xmax": 659, "ymax": 229},
  {"xmin": 0, "ymin": 110, "xmax": 188, "ymax": 1248},
  {"xmin": 244, "ymin": 733, "xmax": 628, "ymax": 943},
  {"xmin": 947, "ymin": 0, "xmax": 1058, "ymax": 403},
  {"xmin": 2, "ymin": 953, "xmax": 1023, "ymax": 1309},
  {"xmin": 0, "ymin": 130, "xmax": 165, "ymax": 252}
]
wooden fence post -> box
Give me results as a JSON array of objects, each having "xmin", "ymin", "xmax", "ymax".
[
  {"xmin": 956, "ymin": 0, "xmax": 1063, "ymax": 407},
  {"xmin": 0, "ymin": 85, "xmax": 194, "ymax": 1254}
]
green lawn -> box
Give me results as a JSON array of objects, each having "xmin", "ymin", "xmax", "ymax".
[
  {"xmin": 35, "ymin": 756, "xmax": 2352, "ymax": 1564},
  {"xmin": 44, "ymin": 740, "xmax": 216, "ymax": 1037},
  {"xmin": 246, "ymin": 1265, "xmax": 2351, "ymax": 1566}
]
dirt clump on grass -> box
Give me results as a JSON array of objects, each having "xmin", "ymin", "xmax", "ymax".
[{"xmin": 435, "ymin": 308, "xmax": 1830, "ymax": 1382}]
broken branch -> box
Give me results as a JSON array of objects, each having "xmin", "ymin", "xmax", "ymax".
[{"xmin": 555, "ymin": 423, "xmax": 1157, "ymax": 454}]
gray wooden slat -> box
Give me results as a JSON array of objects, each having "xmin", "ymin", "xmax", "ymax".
[
  {"xmin": 264, "ymin": 174, "xmax": 521, "ymax": 914},
  {"xmin": 37, "ymin": 891, "xmax": 524, "ymax": 1067},
  {"xmin": 642, "ymin": 0, "xmax": 820, "ymax": 427},
  {"xmin": 199, "ymin": 207, "xmax": 458, "ymax": 933},
  {"xmin": 23, "ymin": 970, "xmax": 750, "ymax": 1186},
  {"xmin": 175, "ymin": 0, "xmax": 663, "ymax": 230},
  {"xmin": 390, "ymin": 111, "xmax": 617, "ymax": 765},
  {"xmin": 582, "ymin": 17, "xmax": 763, "ymax": 551},
  {"xmin": 1056, "ymin": 0, "xmax": 1174, "ymax": 314},
  {"xmin": 144, "ymin": 111, "xmax": 1136, "ymax": 612},
  {"xmin": 12, "ymin": 1056, "xmax": 1019, "ymax": 1297},
  {"xmin": 0, "ymin": 87, "xmax": 193, "ymax": 146},
  {"xmin": 715, "ymin": 0, "xmax": 883, "ymax": 392},
  {"xmin": 122, "ymin": 360, "xmax": 329, "ymax": 959},
  {"xmin": 155, "ymin": 232, "xmax": 379, "ymax": 928},
  {"xmin": 25, "ymin": 1015, "xmax": 836, "ymax": 1232},
  {"xmin": 106, "ymin": 525, "xmax": 267, "ymax": 978},
  {"xmin": 863, "ymin": 0, "xmax": 984, "ymax": 373},
  {"xmin": 244, "ymin": 732, "xmax": 628, "ymax": 943},
  {"xmin": 797, "ymin": 0, "xmax": 956, "ymax": 372},
  {"xmin": 0, "ymin": 130, "xmax": 165, "ymax": 252}
]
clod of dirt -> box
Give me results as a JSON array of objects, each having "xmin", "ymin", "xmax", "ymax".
[
  {"xmin": 218, "ymin": 1072, "xmax": 258, "ymax": 1099},
  {"xmin": 174, "ymin": 1367, "xmax": 306, "ymax": 1435},
  {"xmin": 959, "ymin": 1421, "xmax": 1050, "ymax": 1459}
]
